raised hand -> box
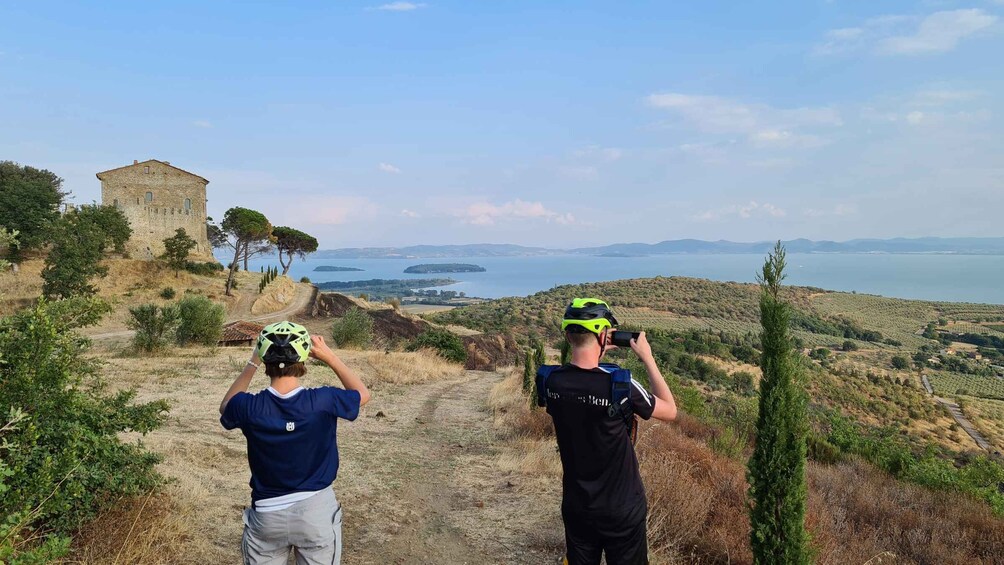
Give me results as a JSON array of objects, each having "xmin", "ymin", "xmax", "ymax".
[{"xmin": 630, "ymin": 331, "xmax": 654, "ymax": 362}]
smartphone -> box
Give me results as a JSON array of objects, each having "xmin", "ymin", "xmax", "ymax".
[{"xmin": 611, "ymin": 331, "xmax": 640, "ymax": 347}]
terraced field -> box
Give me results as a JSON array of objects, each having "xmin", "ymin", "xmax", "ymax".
[
  {"xmin": 944, "ymin": 321, "xmax": 1004, "ymax": 338},
  {"xmin": 927, "ymin": 371, "xmax": 1004, "ymax": 401},
  {"xmin": 617, "ymin": 307, "xmax": 836, "ymax": 348},
  {"xmin": 809, "ymin": 293, "xmax": 934, "ymax": 348}
]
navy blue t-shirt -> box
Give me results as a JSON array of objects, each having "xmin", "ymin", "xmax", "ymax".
[{"xmin": 220, "ymin": 386, "xmax": 361, "ymax": 503}]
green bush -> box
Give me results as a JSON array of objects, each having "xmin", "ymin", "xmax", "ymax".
[
  {"xmin": 175, "ymin": 295, "xmax": 225, "ymax": 346},
  {"xmin": 160, "ymin": 287, "xmax": 176, "ymax": 299},
  {"xmin": 128, "ymin": 303, "xmax": 180, "ymax": 353},
  {"xmin": 0, "ymin": 299, "xmax": 168, "ymax": 558},
  {"xmin": 891, "ymin": 355, "xmax": 910, "ymax": 370},
  {"xmin": 184, "ymin": 261, "xmax": 225, "ymax": 276},
  {"xmin": 300, "ymin": 276, "xmax": 311, "ymax": 284},
  {"xmin": 407, "ymin": 328, "xmax": 468, "ymax": 363},
  {"xmin": 331, "ymin": 307, "xmax": 373, "ymax": 349}
]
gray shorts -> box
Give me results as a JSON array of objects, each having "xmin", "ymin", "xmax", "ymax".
[{"xmin": 241, "ymin": 488, "xmax": 343, "ymax": 565}]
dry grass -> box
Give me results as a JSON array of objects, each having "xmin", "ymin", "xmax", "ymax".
[
  {"xmin": 638, "ymin": 419, "xmax": 1004, "ymax": 564},
  {"xmin": 488, "ymin": 369, "xmax": 554, "ymax": 441},
  {"xmin": 66, "ymin": 488, "xmax": 195, "ymax": 565},
  {"xmin": 352, "ymin": 349, "xmax": 466, "ymax": 384},
  {"xmin": 488, "ymin": 371, "xmax": 562, "ymax": 488},
  {"xmin": 250, "ymin": 275, "xmax": 297, "ymax": 314},
  {"xmin": 489, "ymin": 371, "xmax": 1004, "ymax": 564},
  {"xmin": 637, "ymin": 422, "xmax": 752, "ymax": 564}
]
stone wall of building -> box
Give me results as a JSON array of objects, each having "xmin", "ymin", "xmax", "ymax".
[{"xmin": 98, "ymin": 160, "xmax": 212, "ymax": 260}]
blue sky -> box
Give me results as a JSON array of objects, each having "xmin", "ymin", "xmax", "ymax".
[{"xmin": 2, "ymin": 1, "xmax": 1002, "ymax": 248}]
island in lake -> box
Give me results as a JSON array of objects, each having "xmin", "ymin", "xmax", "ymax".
[
  {"xmin": 316, "ymin": 278, "xmax": 456, "ymax": 299},
  {"xmin": 404, "ymin": 263, "xmax": 486, "ymax": 274},
  {"xmin": 314, "ymin": 266, "xmax": 365, "ymax": 272}
]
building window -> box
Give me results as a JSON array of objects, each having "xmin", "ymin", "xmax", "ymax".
[
  {"xmin": 113, "ymin": 199, "xmax": 119, "ymax": 208},
  {"xmin": 144, "ymin": 166, "xmax": 150, "ymax": 174},
  {"xmin": 184, "ymin": 198, "xmax": 192, "ymax": 211},
  {"xmin": 145, "ymin": 191, "xmax": 153, "ymax": 203}
]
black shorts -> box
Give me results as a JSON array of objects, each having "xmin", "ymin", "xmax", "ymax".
[{"xmin": 561, "ymin": 508, "xmax": 648, "ymax": 565}]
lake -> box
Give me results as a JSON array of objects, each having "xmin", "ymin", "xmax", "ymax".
[{"xmin": 233, "ymin": 253, "xmax": 1004, "ymax": 305}]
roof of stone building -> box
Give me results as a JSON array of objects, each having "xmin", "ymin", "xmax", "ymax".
[
  {"xmin": 96, "ymin": 159, "xmax": 209, "ymax": 184},
  {"xmin": 219, "ymin": 321, "xmax": 264, "ymax": 344}
]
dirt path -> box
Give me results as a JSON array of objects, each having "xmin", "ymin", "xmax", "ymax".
[
  {"xmin": 88, "ymin": 282, "xmax": 316, "ymax": 341},
  {"xmin": 920, "ymin": 374, "xmax": 991, "ymax": 451},
  {"xmin": 934, "ymin": 395, "xmax": 992, "ymax": 451},
  {"xmin": 120, "ymin": 356, "xmax": 563, "ymax": 564}
]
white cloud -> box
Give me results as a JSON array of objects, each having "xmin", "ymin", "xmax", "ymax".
[
  {"xmin": 400, "ymin": 209, "xmax": 419, "ymax": 218},
  {"xmin": 192, "ymin": 120, "xmax": 213, "ymax": 128},
  {"xmin": 373, "ymin": 2, "xmax": 426, "ymax": 11},
  {"xmin": 749, "ymin": 129, "xmax": 828, "ymax": 149},
  {"xmin": 905, "ymin": 111, "xmax": 926, "ymax": 125},
  {"xmin": 815, "ymin": 9, "xmax": 997, "ymax": 56},
  {"xmin": 860, "ymin": 87, "xmax": 991, "ymax": 128},
  {"xmin": 696, "ymin": 200, "xmax": 786, "ymax": 222},
  {"xmin": 558, "ymin": 165, "xmax": 598, "ymax": 180},
  {"xmin": 378, "ymin": 162, "xmax": 401, "ymax": 174},
  {"xmin": 912, "ymin": 88, "xmax": 982, "ymax": 106},
  {"xmin": 572, "ymin": 145, "xmax": 623, "ymax": 162},
  {"xmin": 648, "ymin": 93, "xmax": 840, "ymax": 149},
  {"xmin": 296, "ymin": 196, "xmax": 380, "ymax": 225},
  {"xmin": 747, "ymin": 157, "xmax": 796, "ymax": 169},
  {"xmin": 802, "ymin": 203, "xmax": 858, "ymax": 218},
  {"xmin": 458, "ymin": 199, "xmax": 575, "ymax": 226},
  {"xmin": 676, "ymin": 140, "xmax": 737, "ymax": 164},
  {"xmin": 880, "ymin": 9, "xmax": 997, "ymax": 54}
]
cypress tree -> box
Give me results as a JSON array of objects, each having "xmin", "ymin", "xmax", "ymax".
[
  {"xmin": 523, "ymin": 349, "xmax": 535, "ymax": 395},
  {"xmin": 533, "ymin": 340, "xmax": 546, "ymax": 368},
  {"xmin": 747, "ymin": 242, "xmax": 810, "ymax": 564},
  {"xmin": 559, "ymin": 340, "xmax": 571, "ymax": 365}
]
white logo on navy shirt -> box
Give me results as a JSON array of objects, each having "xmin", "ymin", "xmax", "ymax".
[{"xmin": 285, "ymin": 422, "xmax": 295, "ymax": 432}]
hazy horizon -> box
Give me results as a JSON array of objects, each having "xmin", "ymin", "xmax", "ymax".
[{"xmin": 3, "ymin": 1, "xmax": 1003, "ymax": 248}]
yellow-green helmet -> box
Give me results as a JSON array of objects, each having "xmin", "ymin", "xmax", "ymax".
[
  {"xmin": 257, "ymin": 321, "xmax": 311, "ymax": 365},
  {"xmin": 561, "ymin": 298, "xmax": 619, "ymax": 335}
]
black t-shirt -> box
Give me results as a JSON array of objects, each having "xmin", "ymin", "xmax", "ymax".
[{"xmin": 543, "ymin": 364, "xmax": 656, "ymax": 523}]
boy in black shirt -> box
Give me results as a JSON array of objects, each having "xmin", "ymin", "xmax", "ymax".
[{"xmin": 541, "ymin": 298, "xmax": 678, "ymax": 565}]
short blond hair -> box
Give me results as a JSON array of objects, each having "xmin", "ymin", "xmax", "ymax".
[{"xmin": 264, "ymin": 362, "xmax": 307, "ymax": 379}]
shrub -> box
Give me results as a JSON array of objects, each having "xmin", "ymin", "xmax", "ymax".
[
  {"xmin": 159, "ymin": 287, "xmax": 176, "ymax": 299},
  {"xmin": 385, "ymin": 297, "xmax": 401, "ymax": 310},
  {"xmin": 841, "ymin": 340, "xmax": 858, "ymax": 352},
  {"xmin": 0, "ymin": 299, "xmax": 168, "ymax": 558},
  {"xmin": 300, "ymin": 276, "xmax": 311, "ymax": 284},
  {"xmin": 891, "ymin": 355, "xmax": 910, "ymax": 370},
  {"xmin": 184, "ymin": 261, "xmax": 225, "ymax": 276},
  {"xmin": 732, "ymin": 370, "xmax": 757, "ymax": 396},
  {"xmin": 175, "ymin": 295, "xmax": 225, "ymax": 346},
  {"xmin": 128, "ymin": 303, "xmax": 180, "ymax": 353},
  {"xmin": 407, "ymin": 328, "xmax": 468, "ymax": 363},
  {"xmin": 331, "ymin": 307, "xmax": 373, "ymax": 349}
]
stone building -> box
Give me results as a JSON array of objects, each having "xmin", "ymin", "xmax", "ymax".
[{"xmin": 96, "ymin": 159, "xmax": 211, "ymax": 259}]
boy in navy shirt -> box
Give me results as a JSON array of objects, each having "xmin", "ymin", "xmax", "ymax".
[{"xmin": 220, "ymin": 321, "xmax": 370, "ymax": 565}]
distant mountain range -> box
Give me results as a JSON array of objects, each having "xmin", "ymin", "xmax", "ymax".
[{"xmin": 314, "ymin": 238, "xmax": 1004, "ymax": 258}]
